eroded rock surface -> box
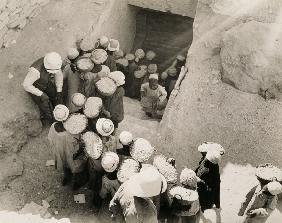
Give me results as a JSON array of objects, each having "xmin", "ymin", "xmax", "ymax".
[
  {"xmin": 0, "ymin": 154, "xmax": 23, "ymax": 187},
  {"xmin": 221, "ymin": 21, "xmax": 282, "ymax": 100}
]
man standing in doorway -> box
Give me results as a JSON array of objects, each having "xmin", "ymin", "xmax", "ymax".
[{"xmin": 22, "ymin": 52, "xmax": 63, "ymax": 124}]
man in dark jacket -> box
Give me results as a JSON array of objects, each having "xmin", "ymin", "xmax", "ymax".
[
  {"xmin": 23, "ymin": 52, "xmax": 63, "ymax": 124},
  {"xmin": 105, "ymin": 39, "xmax": 119, "ymax": 72},
  {"xmin": 196, "ymin": 150, "xmax": 221, "ymax": 211}
]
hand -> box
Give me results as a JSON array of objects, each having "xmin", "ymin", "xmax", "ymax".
[
  {"xmin": 180, "ymin": 66, "xmax": 188, "ymax": 75},
  {"xmin": 170, "ymin": 89, "xmax": 179, "ymax": 97},
  {"xmin": 40, "ymin": 93, "xmax": 49, "ymax": 101},
  {"xmin": 249, "ymin": 208, "xmax": 268, "ymax": 217},
  {"xmin": 56, "ymin": 92, "xmax": 63, "ymax": 105}
]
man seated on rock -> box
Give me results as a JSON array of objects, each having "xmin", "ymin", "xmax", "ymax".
[
  {"xmin": 22, "ymin": 52, "xmax": 64, "ymax": 124},
  {"xmin": 140, "ymin": 74, "xmax": 167, "ymax": 118}
]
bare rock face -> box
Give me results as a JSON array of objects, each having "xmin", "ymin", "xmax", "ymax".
[
  {"xmin": 0, "ymin": 154, "xmax": 23, "ymax": 187},
  {"xmin": 160, "ymin": 0, "xmax": 282, "ymax": 170},
  {"xmin": 221, "ymin": 21, "xmax": 282, "ymax": 100}
]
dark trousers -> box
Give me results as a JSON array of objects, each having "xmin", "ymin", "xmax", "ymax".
[
  {"xmin": 30, "ymin": 93, "xmax": 55, "ymax": 121},
  {"xmin": 88, "ymin": 161, "xmax": 105, "ymax": 208},
  {"xmin": 29, "ymin": 83, "xmax": 57, "ymax": 121}
]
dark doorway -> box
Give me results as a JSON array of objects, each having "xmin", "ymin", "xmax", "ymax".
[{"xmin": 132, "ymin": 9, "xmax": 194, "ymax": 72}]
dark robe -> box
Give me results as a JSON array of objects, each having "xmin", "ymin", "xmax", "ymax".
[
  {"xmin": 195, "ymin": 159, "xmax": 220, "ymax": 211},
  {"xmin": 126, "ymin": 61, "xmax": 139, "ymax": 98}
]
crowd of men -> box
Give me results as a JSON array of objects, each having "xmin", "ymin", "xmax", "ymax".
[{"xmin": 22, "ymin": 36, "xmax": 282, "ymax": 223}]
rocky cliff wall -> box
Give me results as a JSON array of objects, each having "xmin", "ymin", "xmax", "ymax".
[
  {"xmin": 0, "ymin": 0, "xmax": 50, "ymax": 48},
  {"xmin": 160, "ymin": 0, "xmax": 282, "ymax": 170}
]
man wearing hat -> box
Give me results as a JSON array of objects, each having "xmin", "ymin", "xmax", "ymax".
[
  {"xmin": 238, "ymin": 164, "xmax": 282, "ymax": 223},
  {"xmin": 96, "ymin": 118, "xmax": 116, "ymax": 152},
  {"xmin": 140, "ymin": 74, "xmax": 167, "ymax": 118},
  {"xmin": 97, "ymin": 36, "xmax": 110, "ymax": 50},
  {"xmin": 164, "ymin": 54, "xmax": 186, "ymax": 97},
  {"xmin": 48, "ymin": 105, "xmax": 87, "ymax": 190},
  {"xmin": 69, "ymin": 93, "xmax": 86, "ymax": 114},
  {"xmin": 99, "ymin": 152, "xmax": 120, "ymax": 200},
  {"xmin": 196, "ymin": 150, "xmax": 222, "ymax": 212},
  {"xmin": 23, "ymin": 52, "xmax": 64, "ymax": 124},
  {"xmin": 105, "ymin": 39, "xmax": 119, "ymax": 72},
  {"xmin": 144, "ymin": 50, "xmax": 157, "ymax": 67},
  {"xmin": 116, "ymin": 131, "xmax": 134, "ymax": 157},
  {"xmin": 167, "ymin": 168, "xmax": 202, "ymax": 223},
  {"xmin": 195, "ymin": 142, "xmax": 225, "ymax": 174},
  {"xmin": 104, "ymin": 71, "xmax": 125, "ymax": 129},
  {"xmin": 109, "ymin": 165, "xmax": 166, "ymax": 222},
  {"xmin": 63, "ymin": 49, "xmax": 85, "ymax": 111},
  {"xmin": 124, "ymin": 53, "xmax": 138, "ymax": 97}
]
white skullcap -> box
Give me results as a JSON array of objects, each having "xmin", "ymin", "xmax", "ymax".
[
  {"xmin": 44, "ymin": 52, "xmax": 62, "ymax": 73},
  {"xmin": 180, "ymin": 168, "xmax": 201, "ymax": 188},
  {"xmin": 101, "ymin": 152, "xmax": 120, "ymax": 172},
  {"xmin": 149, "ymin": 73, "xmax": 159, "ymax": 80},
  {"xmin": 206, "ymin": 150, "xmax": 221, "ymax": 164},
  {"xmin": 267, "ymin": 181, "xmax": 282, "ymax": 195},
  {"xmin": 67, "ymin": 48, "xmax": 79, "ymax": 60},
  {"xmin": 119, "ymin": 131, "xmax": 133, "ymax": 146},
  {"xmin": 96, "ymin": 118, "xmax": 115, "ymax": 136},
  {"xmin": 108, "ymin": 71, "xmax": 125, "ymax": 86},
  {"xmin": 71, "ymin": 93, "xmax": 86, "ymax": 107},
  {"xmin": 130, "ymin": 138, "xmax": 154, "ymax": 163},
  {"xmin": 53, "ymin": 104, "xmax": 69, "ymax": 122}
]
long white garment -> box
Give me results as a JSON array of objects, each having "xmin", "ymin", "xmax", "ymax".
[{"xmin": 48, "ymin": 123, "xmax": 86, "ymax": 173}]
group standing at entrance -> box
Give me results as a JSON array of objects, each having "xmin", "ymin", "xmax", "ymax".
[{"xmin": 22, "ymin": 35, "xmax": 282, "ymax": 223}]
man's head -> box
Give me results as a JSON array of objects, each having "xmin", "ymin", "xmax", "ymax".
[
  {"xmin": 149, "ymin": 74, "xmax": 159, "ymax": 90},
  {"xmin": 99, "ymin": 36, "xmax": 109, "ymax": 49},
  {"xmin": 146, "ymin": 50, "xmax": 156, "ymax": 61},
  {"xmin": 44, "ymin": 52, "xmax": 62, "ymax": 74}
]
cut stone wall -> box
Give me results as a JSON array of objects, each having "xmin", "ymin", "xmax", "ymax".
[
  {"xmin": 0, "ymin": 0, "xmax": 50, "ymax": 48},
  {"xmin": 128, "ymin": 0, "xmax": 198, "ymax": 18}
]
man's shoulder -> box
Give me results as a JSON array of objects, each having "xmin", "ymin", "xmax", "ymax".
[
  {"xmin": 31, "ymin": 57, "xmax": 44, "ymax": 70},
  {"xmin": 141, "ymin": 82, "xmax": 149, "ymax": 87}
]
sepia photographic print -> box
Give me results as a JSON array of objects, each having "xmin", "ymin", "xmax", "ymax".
[{"xmin": 0, "ymin": 0, "xmax": 281, "ymax": 222}]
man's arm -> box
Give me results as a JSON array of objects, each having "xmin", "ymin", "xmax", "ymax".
[
  {"xmin": 22, "ymin": 67, "xmax": 43, "ymax": 96},
  {"xmin": 158, "ymin": 86, "xmax": 167, "ymax": 102},
  {"xmin": 140, "ymin": 83, "xmax": 146, "ymax": 97}
]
